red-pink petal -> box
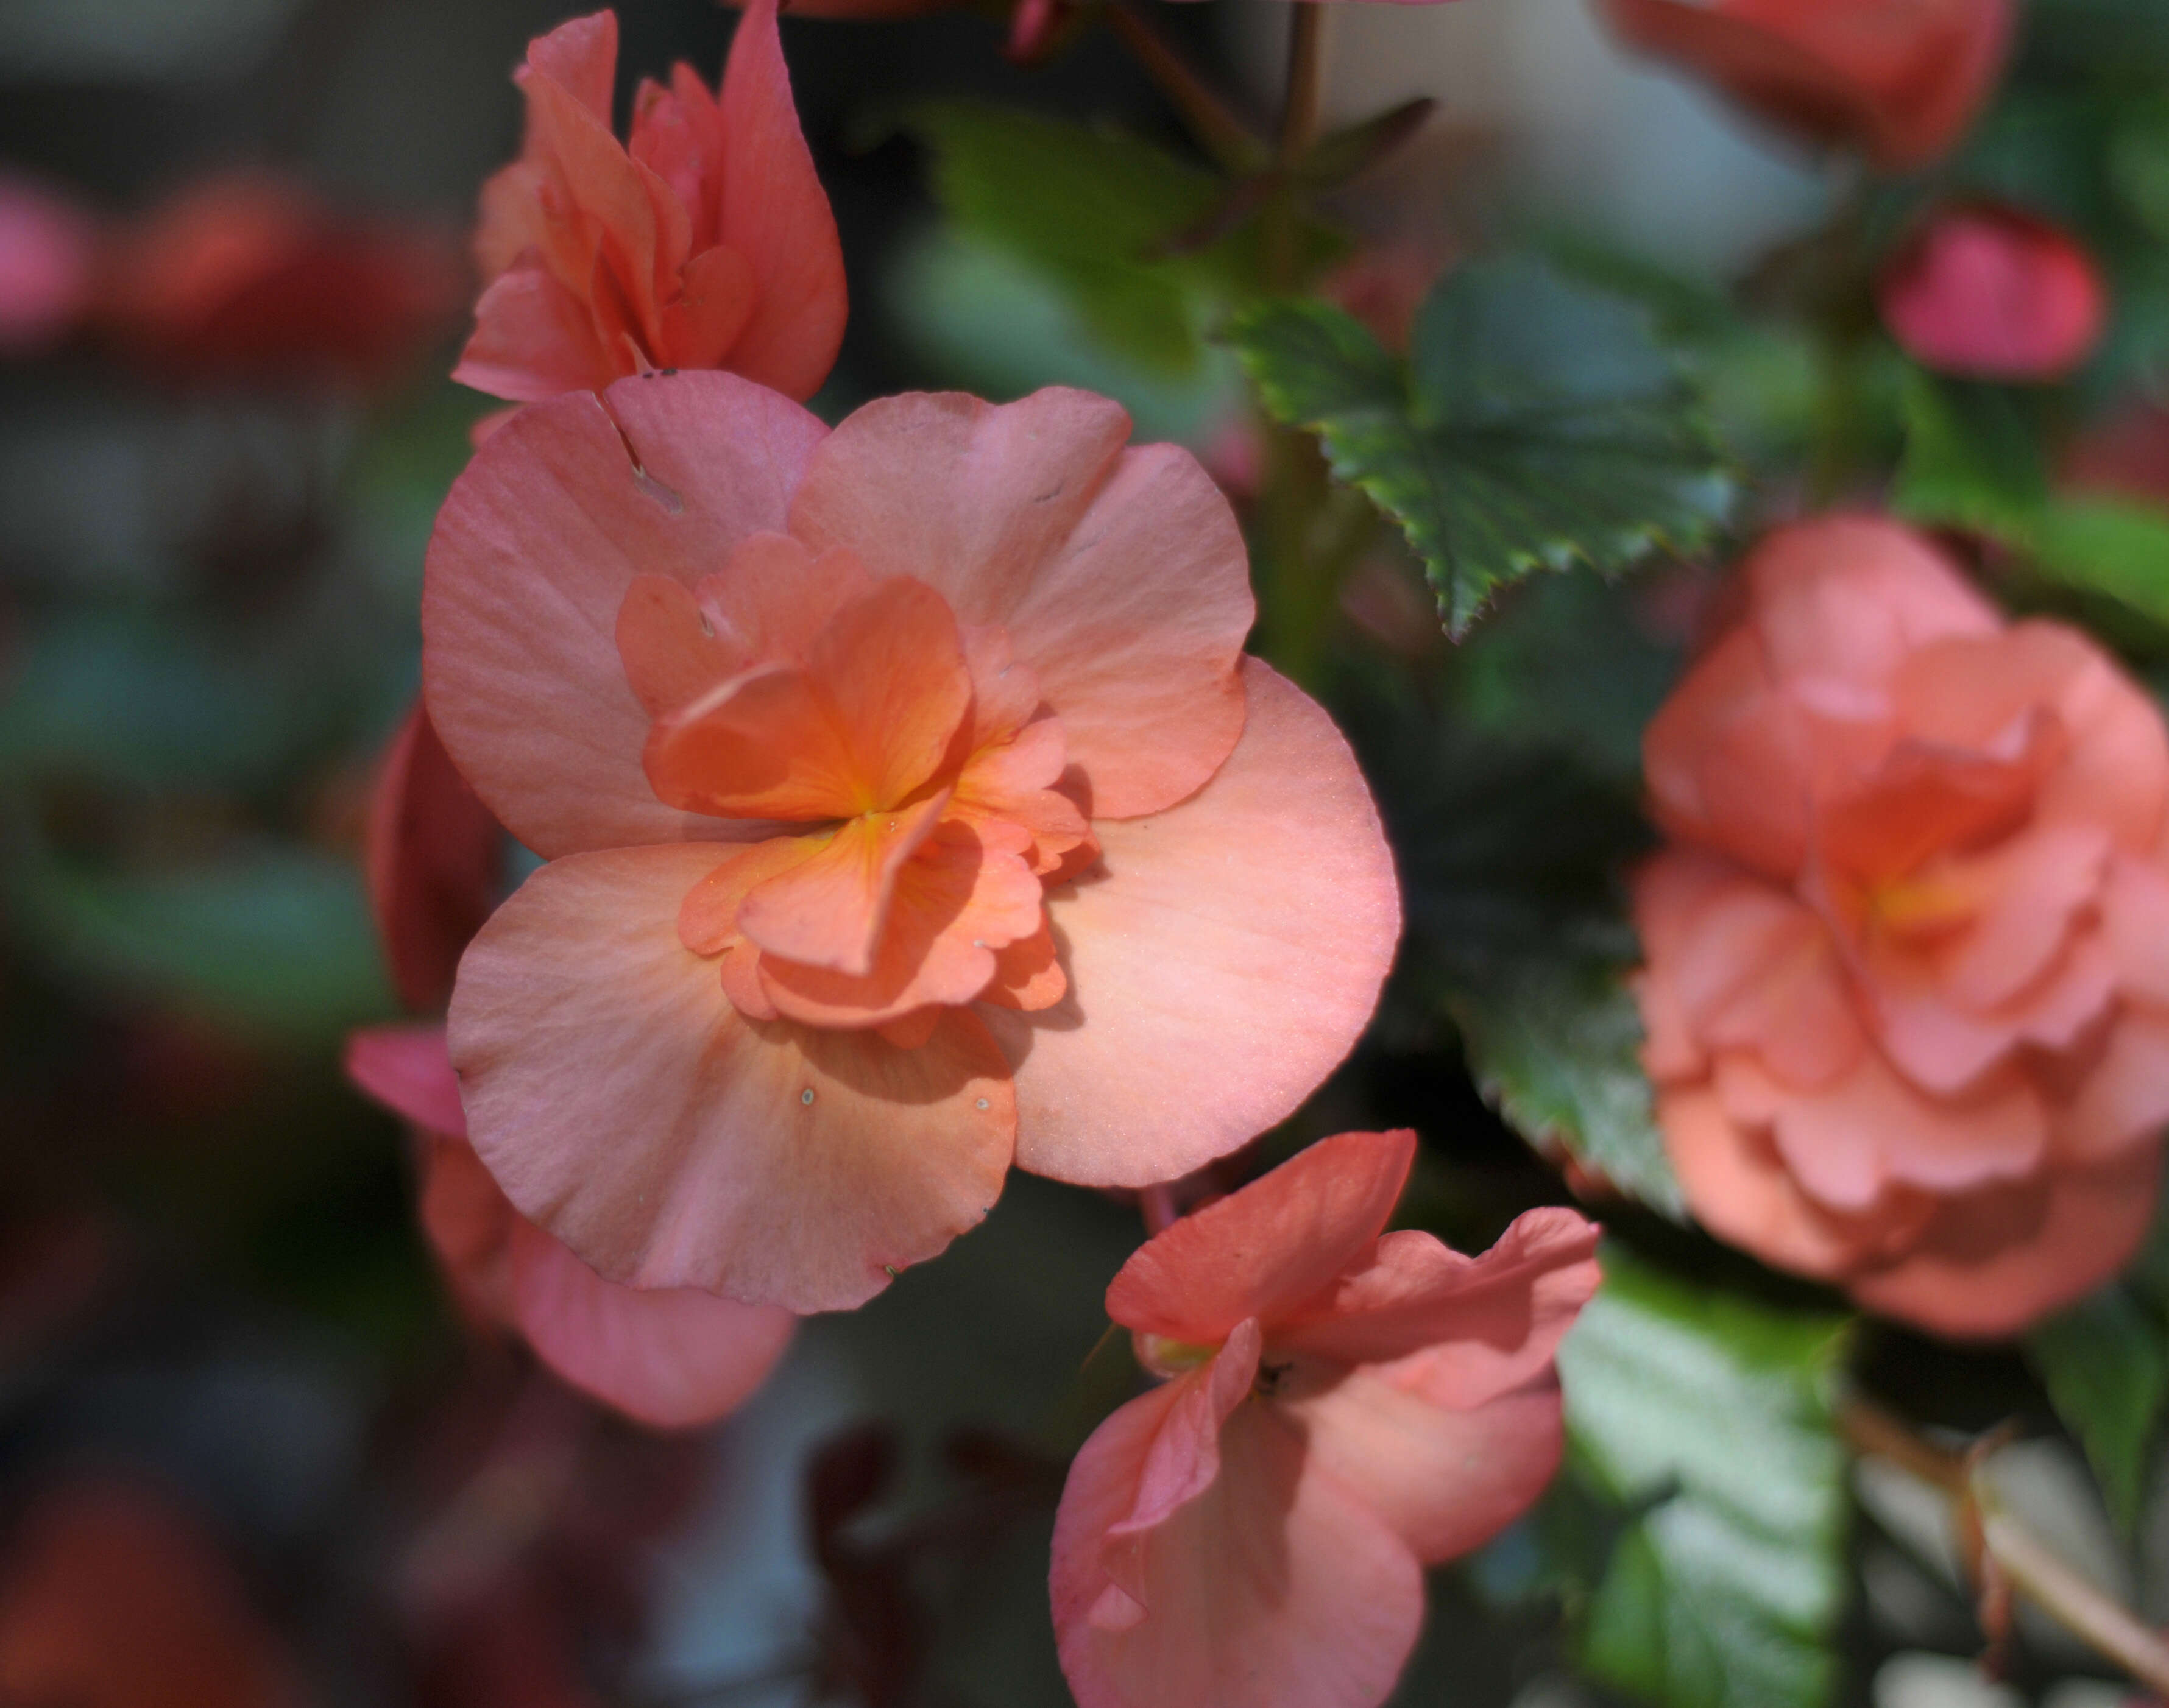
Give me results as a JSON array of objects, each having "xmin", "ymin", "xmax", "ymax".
[
  {"xmin": 1105, "ymin": 1322, "xmax": 1262, "ymax": 1595},
  {"xmin": 715, "ymin": 0, "xmax": 847, "ymax": 401},
  {"xmin": 422, "ymin": 372, "xmax": 826, "ymax": 859},
  {"xmin": 787, "ymin": 389, "xmax": 1254, "ymax": 819},
  {"xmin": 453, "ymin": 263, "xmax": 613, "ymax": 403},
  {"xmin": 1283, "ymin": 1369, "xmax": 1565, "ymax": 1565},
  {"xmin": 345, "ymin": 1023, "xmax": 467, "ymax": 1138},
  {"xmin": 446, "ymin": 842, "xmax": 1015, "ymax": 1312},
  {"xmin": 991, "ymin": 662, "xmax": 1399, "ymax": 1188},
  {"xmin": 364, "ymin": 701, "xmax": 501, "ymax": 1014},
  {"xmin": 1106, "ymin": 1132, "xmax": 1416, "ymax": 1345},
  {"xmin": 1880, "ymin": 205, "xmax": 2107, "ymax": 383},
  {"xmin": 1271, "ymin": 1209, "xmax": 1602, "ymax": 1405},
  {"xmin": 505, "ymin": 1216, "xmax": 796, "ymax": 1429},
  {"xmin": 1050, "ymin": 1395, "xmax": 1423, "ymax": 1708}
]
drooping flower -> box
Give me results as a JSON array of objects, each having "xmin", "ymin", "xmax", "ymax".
[
  {"xmin": 348, "ymin": 1023, "xmax": 795, "ymax": 1429},
  {"xmin": 422, "ymin": 373, "xmax": 1400, "ymax": 1313},
  {"xmin": 0, "ymin": 1480, "xmax": 306, "ymax": 1708},
  {"xmin": 1050, "ymin": 1129, "xmax": 1601, "ymax": 1708},
  {"xmin": 1594, "ymin": 0, "xmax": 2013, "ymax": 172},
  {"xmin": 1879, "ymin": 205, "xmax": 2107, "ymax": 382},
  {"xmin": 1633, "ymin": 516, "xmax": 2169, "ymax": 1336},
  {"xmin": 96, "ymin": 172, "xmax": 464, "ymax": 390},
  {"xmin": 457, "ymin": 2, "xmax": 844, "ymax": 408}
]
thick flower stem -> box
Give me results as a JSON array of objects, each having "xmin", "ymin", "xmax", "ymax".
[
  {"xmin": 1103, "ymin": 2, "xmax": 1266, "ymax": 175},
  {"xmin": 1839, "ymin": 1395, "xmax": 2169, "ymax": 1696}
]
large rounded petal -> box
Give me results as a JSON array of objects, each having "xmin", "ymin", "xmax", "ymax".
[
  {"xmin": 422, "ymin": 372, "xmax": 826, "ymax": 859},
  {"xmin": 1283, "ymin": 1369, "xmax": 1565, "ymax": 1565},
  {"xmin": 787, "ymin": 390, "xmax": 1254, "ymax": 818},
  {"xmin": 1050, "ymin": 1392, "xmax": 1423, "ymax": 1708},
  {"xmin": 506, "ymin": 1217, "xmax": 796, "ymax": 1430},
  {"xmin": 1107, "ymin": 1131, "xmax": 1416, "ymax": 1344},
  {"xmin": 1850, "ymin": 1145, "xmax": 2165, "ymax": 1339},
  {"xmin": 992, "ymin": 662, "xmax": 1399, "ymax": 1188},
  {"xmin": 447, "ymin": 842, "xmax": 1015, "ymax": 1313}
]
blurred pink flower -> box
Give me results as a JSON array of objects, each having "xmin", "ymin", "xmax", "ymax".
[
  {"xmin": 97, "ymin": 172, "xmax": 464, "ymax": 390},
  {"xmin": 1635, "ymin": 517, "xmax": 2169, "ymax": 1336},
  {"xmin": 1595, "ymin": 0, "xmax": 2013, "ymax": 171},
  {"xmin": 347, "ymin": 1023, "xmax": 796, "ymax": 1430},
  {"xmin": 1880, "ymin": 205, "xmax": 2107, "ymax": 381},
  {"xmin": 367, "ymin": 700, "xmax": 503, "ymax": 1015},
  {"xmin": 422, "ymin": 374, "xmax": 1399, "ymax": 1313},
  {"xmin": 459, "ymin": 2, "xmax": 844, "ymax": 406},
  {"xmin": 1051, "ymin": 1129, "xmax": 1601, "ymax": 1708},
  {"xmin": 0, "ymin": 172, "xmax": 96, "ymax": 353}
]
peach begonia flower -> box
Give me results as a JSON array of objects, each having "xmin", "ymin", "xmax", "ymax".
[
  {"xmin": 348, "ymin": 1023, "xmax": 794, "ymax": 1429},
  {"xmin": 458, "ymin": 3, "xmax": 843, "ymax": 408},
  {"xmin": 422, "ymin": 372, "xmax": 1400, "ymax": 1314},
  {"xmin": 1595, "ymin": 0, "xmax": 2012, "ymax": 172},
  {"xmin": 1050, "ymin": 1129, "xmax": 1601, "ymax": 1708},
  {"xmin": 0, "ymin": 1480, "xmax": 305, "ymax": 1708},
  {"xmin": 96, "ymin": 172, "xmax": 464, "ymax": 391},
  {"xmin": 1879, "ymin": 205, "xmax": 2107, "ymax": 383},
  {"xmin": 1633, "ymin": 517, "xmax": 2169, "ymax": 1337}
]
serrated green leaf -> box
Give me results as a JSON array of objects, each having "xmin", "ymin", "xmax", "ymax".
[
  {"xmin": 1231, "ymin": 256, "xmax": 1735, "ymax": 637},
  {"xmin": 1560, "ymin": 1245, "xmax": 1853, "ymax": 1708},
  {"xmin": 905, "ymin": 102, "xmax": 1323, "ymax": 376},
  {"xmin": 2026, "ymin": 1287, "xmax": 2169, "ymax": 1531}
]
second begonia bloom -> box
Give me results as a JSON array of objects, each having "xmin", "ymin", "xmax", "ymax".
[
  {"xmin": 1634, "ymin": 517, "xmax": 2169, "ymax": 1337},
  {"xmin": 1050, "ymin": 1129, "xmax": 1602, "ymax": 1708},
  {"xmin": 457, "ymin": 2, "xmax": 844, "ymax": 407},
  {"xmin": 1878, "ymin": 205, "xmax": 2107, "ymax": 382},
  {"xmin": 1595, "ymin": 0, "xmax": 2012, "ymax": 172},
  {"xmin": 423, "ymin": 372, "xmax": 1399, "ymax": 1314}
]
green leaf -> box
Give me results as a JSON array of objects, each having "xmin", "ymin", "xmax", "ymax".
[
  {"xmin": 12, "ymin": 839, "xmax": 395, "ymax": 1044},
  {"xmin": 1560, "ymin": 1245, "xmax": 1853, "ymax": 1708},
  {"xmin": 1230, "ymin": 256, "xmax": 1735, "ymax": 637},
  {"xmin": 1895, "ymin": 369, "xmax": 2169, "ymax": 627},
  {"xmin": 2025, "ymin": 1287, "xmax": 2169, "ymax": 1531},
  {"xmin": 905, "ymin": 102, "xmax": 1319, "ymax": 376}
]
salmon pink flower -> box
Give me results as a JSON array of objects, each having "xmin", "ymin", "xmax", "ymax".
[
  {"xmin": 96, "ymin": 172, "xmax": 463, "ymax": 391},
  {"xmin": 1634, "ymin": 517, "xmax": 2169, "ymax": 1336},
  {"xmin": 348, "ymin": 1023, "xmax": 794, "ymax": 1428},
  {"xmin": 422, "ymin": 373, "xmax": 1399, "ymax": 1313},
  {"xmin": 458, "ymin": 2, "xmax": 844, "ymax": 408},
  {"xmin": 1595, "ymin": 0, "xmax": 2013, "ymax": 171},
  {"xmin": 1050, "ymin": 1129, "xmax": 1601, "ymax": 1708},
  {"xmin": 1879, "ymin": 205, "xmax": 2107, "ymax": 382}
]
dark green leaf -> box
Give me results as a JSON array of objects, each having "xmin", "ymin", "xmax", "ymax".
[
  {"xmin": 2025, "ymin": 1288, "xmax": 2168, "ymax": 1531},
  {"xmin": 1560, "ymin": 1244, "xmax": 1853, "ymax": 1708},
  {"xmin": 906, "ymin": 102, "xmax": 1328, "ymax": 376},
  {"xmin": 1231, "ymin": 256, "xmax": 1735, "ymax": 636}
]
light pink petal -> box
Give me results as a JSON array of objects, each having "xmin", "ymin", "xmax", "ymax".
[
  {"xmin": 364, "ymin": 701, "xmax": 500, "ymax": 1014},
  {"xmin": 1924, "ymin": 825, "xmax": 2108, "ymax": 1011},
  {"xmin": 1851, "ymin": 1144, "xmax": 2165, "ymax": 1339},
  {"xmin": 524, "ymin": 9, "xmax": 616, "ymax": 128},
  {"xmin": 788, "ymin": 390, "xmax": 1255, "ymax": 819},
  {"xmin": 447, "ymin": 842, "xmax": 1015, "ymax": 1312},
  {"xmin": 1642, "ymin": 628, "xmax": 1812, "ymax": 879},
  {"xmin": 2035, "ymin": 644, "xmax": 2169, "ymax": 850},
  {"xmin": 1270, "ymin": 1209, "xmax": 1602, "ymax": 1405},
  {"xmin": 344, "ymin": 1023, "xmax": 467, "ymax": 1138},
  {"xmin": 991, "ymin": 662, "xmax": 1399, "ymax": 1188},
  {"xmin": 715, "ymin": 0, "xmax": 847, "ymax": 401},
  {"xmin": 2057, "ymin": 1008, "xmax": 2169, "ymax": 1164},
  {"xmin": 1051, "ymin": 1394, "xmax": 1423, "ymax": 1708},
  {"xmin": 1283, "ymin": 1368, "xmax": 1565, "ymax": 1564},
  {"xmin": 0, "ymin": 171, "xmax": 96, "ymax": 351},
  {"xmin": 1105, "ymin": 1321, "xmax": 1262, "ymax": 1590},
  {"xmin": 415, "ymin": 1132, "xmax": 516, "ymax": 1327},
  {"xmin": 1106, "ymin": 1132, "xmax": 1415, "ymax": 1344},
  {"xmin": 422, "ymin": 372, "xmax": 826, "ymax": 858},
  {"xmin": 506, "ymin": 1216, "xmax": 796, "ymax": 1429},
  {"xmin": 453, "ymin": 263, "xmax": 612, "ymax": 403},
  {"xmin": 1872, "ymin": 934, "xmax": 2118, "ymax": 1094},
  {"xmin": 1663, "ymin": 1084, "xmax": 1934, "ymax": 1282},
  {"xmin": 2104, "ymin": 857, "xmax": 2169, "ymax": 1005},
  {"xmin": 1766, "ymin": 1048, "xmax": 2047, "ymax": 1208}
]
